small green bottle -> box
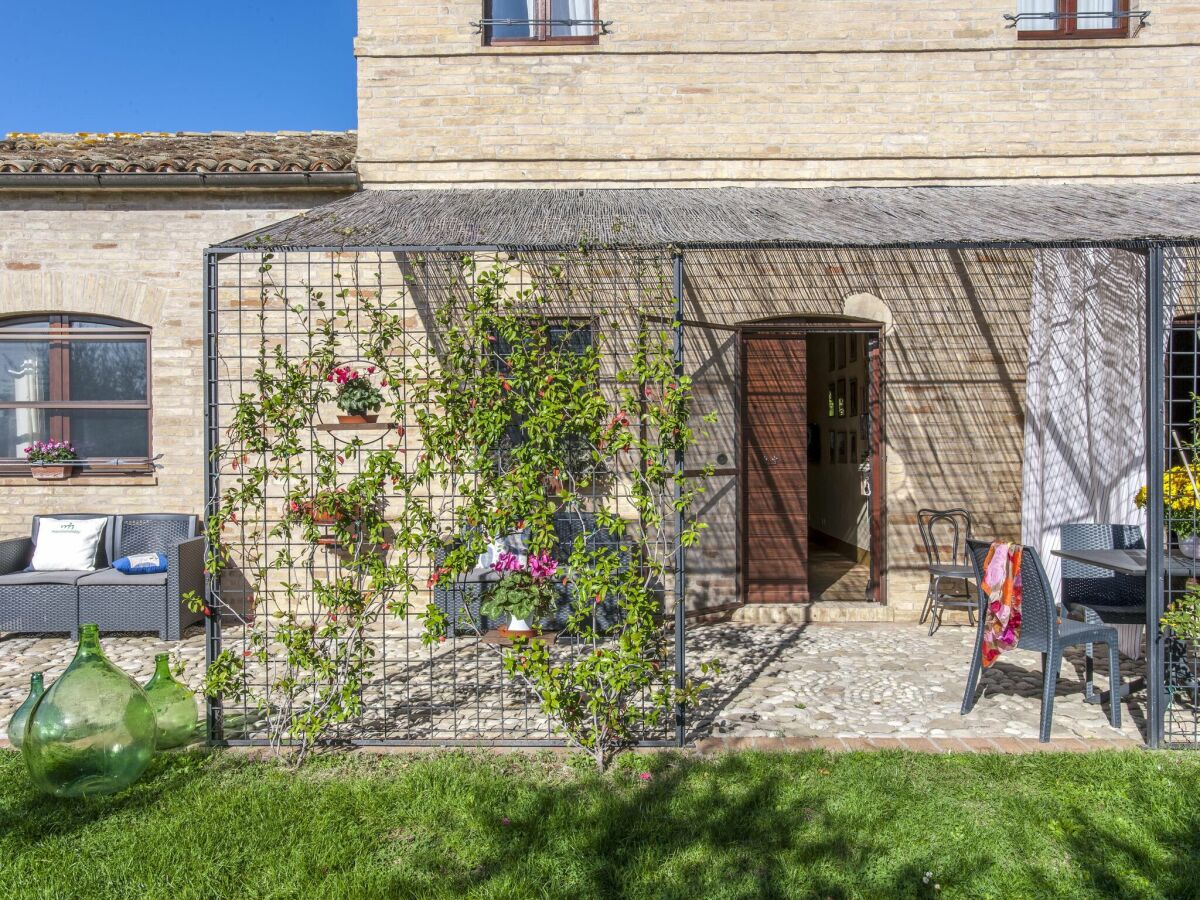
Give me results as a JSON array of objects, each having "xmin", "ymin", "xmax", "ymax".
[
  {"xmin": 143, "ymin": 653, "xmax": 200, "ymax": 750},
  {"xmin": 6, "ymin": 672, "xmax": 45, "ymax": 751},
  {"xmin": 23, "ymin": 624, "xmax": 157, "ymax": 797}
]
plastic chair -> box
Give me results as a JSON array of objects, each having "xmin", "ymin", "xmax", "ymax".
[
  {"xmin": 960, "ymin": 539, "xmax": 1121, "ymax": 742},
  {"xmin": 1060, "ymin": 523, "xmax": 1145, "ymax": 700}
]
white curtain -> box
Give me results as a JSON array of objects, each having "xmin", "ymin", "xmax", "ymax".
[
  {"xmin": 1021, "ymin": 248, "xmax": 1170, "ymax": 658},
  {"xmin": 553, "ymin": 0, "xmax": 593, "ymax": 36},
  {"xmin": 11, "ymin": 357, "xmax": 44, "ymax": 457},
  {"xmin": 1077, "ymin": 0, "xmax": 1118, "ymax": 30},
  {"xmin": 1018, "ymin": 0, "xmax": 1058, "ymax": 31}
]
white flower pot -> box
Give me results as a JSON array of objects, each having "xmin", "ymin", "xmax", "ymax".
[
  {"xmin": 1178, "ymin": 535, "xmax": 1200, "ymax": 559},
  {"xmin": 507, "ymin": 616, "xmax": 533, "ymax": 634}
]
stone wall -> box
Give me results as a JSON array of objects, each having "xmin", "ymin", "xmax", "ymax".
[
  {"xmin": 0, "ymin": 188, "xmax": 354, "ymax": 539},
  {"xmin": 356, "ymin": 0, "xmax": 1200, "ymax": 188}
]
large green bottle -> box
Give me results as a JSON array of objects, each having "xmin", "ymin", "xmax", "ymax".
[
  {"xmin": 22, "ymin": 624, "xmax": 157, "ymax": 797},
  {"xmin": 6, "ymin": 672, "xmax": 45, "ymax": 751},
  {"xmin": 143, "ymin": 652, "xmax": 200, "ymax": 749}
]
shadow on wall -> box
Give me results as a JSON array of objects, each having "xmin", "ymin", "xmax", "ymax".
[{"xmin": 681, "ymin": 247, "xmax": 1035, "ymax": 585}]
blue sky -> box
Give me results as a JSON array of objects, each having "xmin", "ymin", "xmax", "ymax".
[{"xmin": 1, "ymin": 1, "xmax": 357, "ymax": 133}]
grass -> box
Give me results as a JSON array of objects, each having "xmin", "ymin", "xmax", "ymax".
[{"xmin": 1, "ymin": 749, "xmax": 1198, "ymax": 899}]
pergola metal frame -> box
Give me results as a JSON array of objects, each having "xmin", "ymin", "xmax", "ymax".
[{"xmin": 203, "ymin": 233, "xmax": 1186, "ymax": 750}]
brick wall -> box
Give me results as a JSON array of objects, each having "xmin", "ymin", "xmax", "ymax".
[
  {"xmin": 684, "ymin": 246, "xmax": 1037, "ymax": 618},
  {"xmin": 0, "ymin": 189, "xmax": 353, "ymax": 538},
  {"xmin": 356, "ymin": 1, "xmax": 1200, "ymax": 188}
]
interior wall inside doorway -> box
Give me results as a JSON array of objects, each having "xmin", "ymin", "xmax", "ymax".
[{"xmin": 806, "ymin": 332, "xmax": 870, "ymax": 560}]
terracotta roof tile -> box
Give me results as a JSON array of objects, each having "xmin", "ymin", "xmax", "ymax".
[{"xmin": 0, "ymin": 131, "xmax": 357, "ymax": 175}]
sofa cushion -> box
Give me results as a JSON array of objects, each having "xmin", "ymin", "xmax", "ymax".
[
  {"xmin": 30, "ymin": 517, "xmax": 107, "ymax": 572},
  {"xmin": 77, "ymin": 569, "xmax": 168, "ymax": 587},
  {"xmin": 0, "ymin": 570, "xmax": 91, "ymax": 586},
  {"xmin": 113, "ymin": 553, "xmax": 169, "ymax": 575}
]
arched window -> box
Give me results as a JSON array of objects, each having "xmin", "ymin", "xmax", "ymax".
[{"xmin": 0, "ymin": 314, "xmax": 151, "ymax": 473}]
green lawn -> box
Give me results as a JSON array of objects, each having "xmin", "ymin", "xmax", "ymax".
[{"xmin": 1, "ymin": 749, "xmax": 1198, "ymax": 899}]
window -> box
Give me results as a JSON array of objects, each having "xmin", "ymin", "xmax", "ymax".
[
  {"xmin": 483, "ymin": 0, "xmax": 601, "ymax": 45},
  {"xmin": 494, "ymin": 318, "xmax": 596, "ymax": 472},
  {"xmin": 1015, "ymin": 1, "xmax": 1134, "ymax": 39},
  {"xmin": 0, "ymin": 314, "xmax": 152, "ymax": 474}
]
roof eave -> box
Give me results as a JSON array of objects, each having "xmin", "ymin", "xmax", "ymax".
[{"xmin": 0, "ymin": 171, "xmax": 360, "ymax": 191}]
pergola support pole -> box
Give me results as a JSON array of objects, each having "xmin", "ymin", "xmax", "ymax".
[
  {"xmin": 673, "ymin": 251, "xmax": 687, "ymax": 747},
  {"xmin": 202, "ymin": 249, "xmax": 224, "ymax": 745},
  {"xmin": 1146, "ymin": 243, "xmax": 1166, "ymax": 749}
]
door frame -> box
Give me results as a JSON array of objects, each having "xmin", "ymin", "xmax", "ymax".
[{"xmin": 737, "ymin": 320, "xmax": 887, "ymax": 605}]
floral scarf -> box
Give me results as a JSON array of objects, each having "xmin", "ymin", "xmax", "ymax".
[{"xmin": 980, "ymin": 541, "xmax": 1023, "ymax": 669}]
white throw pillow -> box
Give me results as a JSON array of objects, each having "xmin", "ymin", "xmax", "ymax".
[{"xmin": 30, "ymin": 517, "xmax": 107, "ymax": 572}]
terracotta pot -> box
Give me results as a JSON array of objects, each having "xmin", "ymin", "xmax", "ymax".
[
  {"xmin": 337, "ymin": 413, "xmax": 379, "ymax": 425},
  {"xmin": 31, "ymin": 465, "xmax": 70, "ymax": 481}
]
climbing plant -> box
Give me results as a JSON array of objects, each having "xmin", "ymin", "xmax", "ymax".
[{"xmin": 201, "ymin": 248, "xmax": 716, "ymax": 770}]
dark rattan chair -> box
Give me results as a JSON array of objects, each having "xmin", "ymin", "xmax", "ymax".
[
  {"xmin": 0, "ymin": 515, "xmax": 116, "ymax": 638},
  {"xmin": 960, "ymin": 539, "xmax": 1122, "ymax": 742},
  {"xmin": 918, "ymin": 508, "xmax": 977, "ymax": 635},
  {"xmin": 76, "ymin": 514, "xmax": 204, "ymax": 640},
  {"xmin": 1060, "ymin": 523, "xmax": 1145, "ymax": 700}
]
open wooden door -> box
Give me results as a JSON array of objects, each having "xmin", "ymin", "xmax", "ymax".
[{"xmin": 741, "ymin": 333, "xmax": 810, "ymax": 603}]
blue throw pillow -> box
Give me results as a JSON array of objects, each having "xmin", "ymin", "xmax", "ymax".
[{"xmin": 113, "ymin": 553, "xmax": 168, "ymax": 575}]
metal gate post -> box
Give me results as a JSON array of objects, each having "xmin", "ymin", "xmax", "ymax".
[
  {"xmin": 673, "ymin": 252, "xmax": 687, "ymax": 747},
  {"xmin": 1145, "ymin": 243, "xmax": 1167, "ymax": 749},
  {"xmin": 202, "ymin": 249, "xmax": 224, "ymax": 744}
]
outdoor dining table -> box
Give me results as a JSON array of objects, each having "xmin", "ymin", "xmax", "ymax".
[
  {"xmin": 1051, "ymin": 547, "xmax": 1200, "ymax": 580},
  {"xmin": 1051, "ymin": 547, "xmax": 1199, "ymax": 704}
]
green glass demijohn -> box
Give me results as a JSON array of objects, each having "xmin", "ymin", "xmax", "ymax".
[
  {"xmin": 22, "ymin": 624, "xmax": 157, "ymax": 798},
  {"xmin": 143, "ymin": 652, "xmax": 199, "ymax": 750},
  {"xmin": 6, "ymin": 672, "xmax": 45, "ymax": 752}
]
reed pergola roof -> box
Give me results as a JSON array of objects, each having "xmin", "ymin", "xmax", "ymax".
[{"xmin": 215, "ymin": 184, "xmax": 1200, "ymax": 252}]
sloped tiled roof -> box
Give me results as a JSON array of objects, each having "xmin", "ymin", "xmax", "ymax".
[{"xmin": 0, "ymin": 131, "xmax": 356, "ymax": 175}]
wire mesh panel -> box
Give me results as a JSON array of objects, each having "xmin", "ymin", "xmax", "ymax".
[
  {"xmin": 204, "ymin": 247, "xmax": 694, "ymax": 747},
  {"xmin": 1163, "ymin": 245, "xmax": 1200, "ymax": 748}
]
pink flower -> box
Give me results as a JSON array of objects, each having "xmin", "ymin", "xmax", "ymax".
[
  {"xmin": 367, "ymin": 366, "xmax": 376, "ymax": 374},
  {"xmin": 639, "ymin": 772, "xmax": 652, "ymax": 782},
  {"xmin": 492, "ymin": 551, "xmax": 523, "ymax": 574},
  {"xmin": 529, "ymin": 551, "xmax": 558, "ymax": 581}
]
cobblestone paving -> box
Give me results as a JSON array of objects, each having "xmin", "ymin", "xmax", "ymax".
[
  {"xmin": 689, "ymin": 623, "xmax": 1145, "ymax": 744},
  {"xmin": 0, "ymin": 621, "xmax": 1146, "ymax": 746}
]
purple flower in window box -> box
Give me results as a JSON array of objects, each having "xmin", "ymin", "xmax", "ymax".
[{"xmin": 26, "ymin": 439, "xmax": 77, "ymax": 480}]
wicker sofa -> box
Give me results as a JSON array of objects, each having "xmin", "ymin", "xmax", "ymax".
[{"xmin": 0, "ymin": 513, "xmax": 204, "ymax": 640}]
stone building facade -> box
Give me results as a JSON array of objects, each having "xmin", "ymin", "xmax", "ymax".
[
  {"xmin": 355, "ymin": 1, "xmax": 1200, "ymax": 188},
  {"xmin": 0, "ymin": 133, "xmax": 357, "ymax": 538},
  {"xmin": 346, "ymin": 2, "xmax": 1200, "ymax": 618}
]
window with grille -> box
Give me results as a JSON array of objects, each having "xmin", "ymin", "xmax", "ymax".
[
  {"xmin": 1014, "ymin": 1, "xmax": 1137, "ymax": 39},
  {"xmin": 0, "ymin": 314, "xmax": 152, "ymax": 473},
  {"xmin": 483, "ymin": 0, "xmax": 602, "ymax": 45}
]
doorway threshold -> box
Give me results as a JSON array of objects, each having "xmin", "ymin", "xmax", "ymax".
[{"xmin": 730, "ymin": 602, "xmax": 895, "ymax": 625}]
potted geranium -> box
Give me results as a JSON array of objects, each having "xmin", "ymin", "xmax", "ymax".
[
  {"xmin": 287, "ymin": 488, "xmax": 361, "ymax": 532},
  {"xmin": 1136, "ymin": 466, "xmax": 1200, "ymax": 558},
  {"xmin": 481, "ymin": 551, "xmax": 560, "ymax": 636},
  {"xmin": 25, "ymin": 439, "xmax": 77, "ymax": 481},
  {"xmin": 327, "ymin": 365, "xmax": 383, "ymax": 425}
]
